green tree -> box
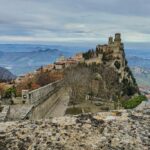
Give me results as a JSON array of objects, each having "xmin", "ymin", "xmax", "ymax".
[
  {"xmin": 122, "ymin": 95, "xmax": 147, "ymax": 109},
  {"xmin": 5, "ymin": 87, "xmax": 16, "ymax": 98}
]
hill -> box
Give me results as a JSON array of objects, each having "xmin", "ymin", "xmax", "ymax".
[
  {"xmin": 0, "ymin": 44, "xmax": 90, "ymax": 75},
  {"xmin": 0, "ymin": 49, "xmax": 69, "ymax": 75},
  {"xmin": 0, "ymin": 67, "xmax": 16, "ymax": 81}
]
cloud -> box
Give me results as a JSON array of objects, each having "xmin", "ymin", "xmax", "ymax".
[{"xmin": 0, "ymin": 0, "xmax": 150, "ymax": 44}]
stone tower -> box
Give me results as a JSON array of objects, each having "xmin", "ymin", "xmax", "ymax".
[
  {"xmin": 94, "ymin": 33, "xmax": 139, "ymax": 98},
  {"xmin": 108, "ymin": 36, "xmax": 113, "ymax": 45},
  {"xmin": 114, "ymin": 33, "xmax": 121, "ymax": 46}
]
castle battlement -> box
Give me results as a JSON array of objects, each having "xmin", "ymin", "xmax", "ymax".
[
  {"xmin": 84, "ymin": 33, "xmax": 128, "ymax": 75},
  {"xmin": 108, "ymin": 33, "xmax": 121, "ymax": 46},
  {"xmin": 114, "ymin": 33, "xmax": 121, "ymax": 42},
  {"xmin": 96, "ymin": 33, "xmax": 123, "ymax": 55},
  {"xmin": 108, "ymin": 36, "xmax": 113, "ymax": 45}
]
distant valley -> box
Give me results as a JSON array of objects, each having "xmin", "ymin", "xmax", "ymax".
[
  {"xmin": 0, "ymin": 44, "xmax": 90, "ymax": 75},
  {"xmin": 125, "ymin": 49, "xmax": 150, "ymax": 88},
  {"xmin": 0, "ymin": 44, "xmax": 150, "ymax": 88},
  {"xmin": 131, "ymin": 67, "xmax": 150, "ymax": 88},
  {"xmin": 0, "ymin": 49, "xmax": 67, "ymax": 75}
]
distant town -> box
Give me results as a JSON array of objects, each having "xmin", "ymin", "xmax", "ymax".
[{"xmin": 15, "ymin": 52, "xmax": 84, "ymax": 84}]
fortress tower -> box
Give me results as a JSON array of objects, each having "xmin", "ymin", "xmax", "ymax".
[
  {"xmin": 108, "ymin": 36, "xmax": 113, "ymax": 45},
  {"xmin": 114, "ymin": 33, "xmax": 121, "ymax": 46}
]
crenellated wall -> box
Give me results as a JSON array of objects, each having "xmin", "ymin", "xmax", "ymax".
[
  {"xmin": 20, "ymin": 80, "xmax": 65, "ymax": 120},
  {"xmin": 29, "ymin": 87, "xmax": 65, "ymax": 120},
  {"xmin": 22, "ymin": 80, "xmax": 62, "ymax": 105}
]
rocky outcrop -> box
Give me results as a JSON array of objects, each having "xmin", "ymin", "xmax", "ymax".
[
  {"xmin": 83, "ymin": 33, "xmax": 139, "ymax": 99},
  {"xmin": 96, "ymin": 33, "xmax": 136, "ymax": 85},
  {"xmin": 0, "ymin": 109, "xmax": 149, "ymax": 150},
  {"xmin": 0, "ymin": 67, "xmax": 16, "ymax": 81}
]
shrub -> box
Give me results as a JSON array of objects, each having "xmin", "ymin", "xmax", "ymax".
[
  {"xmin": 122, "ymin": 95, "xmax": 147, "ymax": 109},
  {"xmin": 4, "ymin": 87, "xmax": 16, "ymax": 98},
  {"xmin": 114, "ymin": 61, "xmax": 121, "ymax": 70},
  {"xmin": 83, "ymin": 49, "xmax": 95, "ymax": 60}
]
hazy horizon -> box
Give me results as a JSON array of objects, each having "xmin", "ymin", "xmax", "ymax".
[{"xmin": 0, "ymin": 42, "xmax": 150, "ymax": 52}]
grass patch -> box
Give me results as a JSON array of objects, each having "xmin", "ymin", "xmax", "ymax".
[
  {"xmin": 122, "ymin": 95, "xmax": 147, "ymax": 109},
  {"xmin": 65, "ymin": 107, "xmax": 82, "ymax": 115}
]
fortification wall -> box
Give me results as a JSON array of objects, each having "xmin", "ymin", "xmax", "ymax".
[
  {"xmin": 85, "ymin": 57, "xmax": 101, "ymax": 65},
  {"xmin": 28, "ymin": 87, "xmax": 65, "ymax": 120},
  {"xmin": 22, "ymin": 80, "xmax": 62, "ymax": 105},
  {"xmin": 20, "ymin": 80, "xmax": 66, "ymax": 120}
]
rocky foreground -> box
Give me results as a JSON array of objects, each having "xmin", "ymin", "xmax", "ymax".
[{"xmin": 0, "ymin": 109, "xmax": 150, "ymax": 150}]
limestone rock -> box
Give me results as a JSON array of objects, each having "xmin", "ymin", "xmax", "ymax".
[{"xmin": 0, "ymin": 109, "xmax": 149, "ymax": 150}]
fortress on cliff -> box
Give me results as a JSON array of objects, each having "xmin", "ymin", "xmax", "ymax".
[
  {"xmin": 97, "ymin": 33, "xmax": 126, "ymax": 81},
  {"xmin": 83, "ymin": 33, "xmax": 139, "ymax": 98},
  {"xmin": 85, "ymin": 33, "xmax": 125, "ymax": 64},
  {"xmin": 96, "ymin": 33, "xmax": 124, "ymax": 58}
]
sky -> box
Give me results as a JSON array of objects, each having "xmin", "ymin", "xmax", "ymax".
[{"xmin": 0, "ymin": 0, "xmax": 150, "ymax": 46}]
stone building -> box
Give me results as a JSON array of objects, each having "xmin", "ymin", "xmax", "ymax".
[
  {"xmin": 72, "ymin": 53, "xmax": 84, "ymax": 62},
  {"xmin": 95, "ymin": 33, "xmax": 132, "ymax": 83}
]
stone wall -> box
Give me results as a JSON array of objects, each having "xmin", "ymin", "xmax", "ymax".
[
  {"xmin": 22, "ymin": 80, "xmax": 62, "ymax": 105},
  {"xmin": 6, "ymin": 82, "xmax": 65, "ymax": 121},
  {"xmin": 85, "ymin": 57, "xmax": 102, "ymax": 65},
  {"xmin": 28, "ymin": 87, "xmax": 65, "ymax": 120},
  {"xmin": 20, "ymin": 80, "xmax": 65, "ymax": 120}
]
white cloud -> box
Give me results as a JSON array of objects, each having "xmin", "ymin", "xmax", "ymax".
[{"xmin": 0, "ymin": 0, "xmax": 150, "ymax": 44}]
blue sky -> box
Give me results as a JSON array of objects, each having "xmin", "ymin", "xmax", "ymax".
[{"xmin": 0, "ymin": 0, "xmax": 150, "ymax": 45}]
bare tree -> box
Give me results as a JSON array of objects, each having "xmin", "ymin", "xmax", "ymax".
[{"xmin": 64, "ymin": 66, "xmax": 91, "ymax": 106}]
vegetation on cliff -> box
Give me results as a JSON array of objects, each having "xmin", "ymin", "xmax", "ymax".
[
  {"xmin": 64, "ymin": 63, "xmax": 138, "ymax": 105},
  {"xmin": 64, "ymin": 65, "xmax": 91, "ymax": 106},
  {"xmin": 122, "ymin": 95, "xmax": 147, "ymax": 109},
  {"xmin": 83, "ymin": 49, "xmax": 95, "ymax": 60}
]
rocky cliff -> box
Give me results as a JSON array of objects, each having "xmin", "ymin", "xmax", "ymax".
[
  {"xmin": 83, "ymin": 33, "xmax": 139, "ymax": 100},
  {"xmin": 96, "ymin": 33, "xmax": 136, "ymax": 85}
]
